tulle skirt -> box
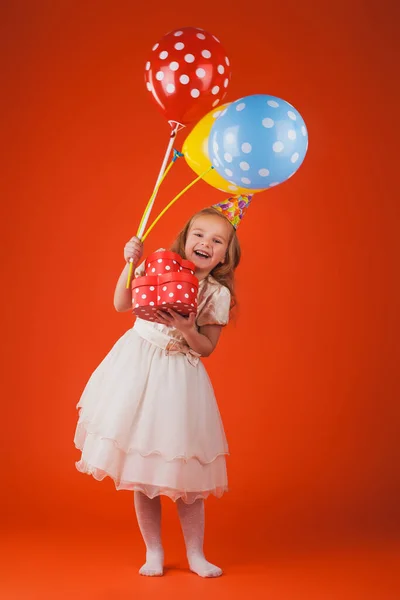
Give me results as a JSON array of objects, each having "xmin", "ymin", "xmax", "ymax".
[{"xmin": 74, "ymin": 321, "xmax": 229, "ymax": 503}]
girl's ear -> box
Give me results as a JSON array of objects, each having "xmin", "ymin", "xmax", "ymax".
[{"xmin": 222, "ymin": 249, "xmax": 230, "ymax": 264}]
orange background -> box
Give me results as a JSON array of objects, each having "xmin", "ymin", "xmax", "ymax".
[{"xmin": 1, "ymin": 0, "xmax": 399, "ymax": 597}]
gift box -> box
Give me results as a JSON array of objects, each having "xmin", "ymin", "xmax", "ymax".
[
  {"xmin": 145, "ymin": 251, "xmax": 181, "ymax": 276},
  {"xmin": 144, "ymin": 251, "xmax": 195, "ymax": 276},
  {"xmin": 132, "ymin": 251, "xmax": 198, "ymax": 322},
  {"xmin": 179, "ymin": 259, "xmax": 195, "ymax": 275}
]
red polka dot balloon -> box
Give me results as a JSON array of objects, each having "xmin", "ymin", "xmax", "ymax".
[{"xmin": 145, "ymin": 27, "xmax": 232, "ymax": 127}]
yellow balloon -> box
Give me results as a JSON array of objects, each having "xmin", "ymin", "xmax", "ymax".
[{"xmin": 183, "ymin": 104, "xmax": 264, "ymax": 195}]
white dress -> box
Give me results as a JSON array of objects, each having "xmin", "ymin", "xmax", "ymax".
[{"xmin": 74, "ymin": 259, "xmax": 231, "ymax": 504}]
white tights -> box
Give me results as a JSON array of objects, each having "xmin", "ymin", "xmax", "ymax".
[{"xmin": 134, "ymin": 492, "xmax": 222, "ymax": 577}]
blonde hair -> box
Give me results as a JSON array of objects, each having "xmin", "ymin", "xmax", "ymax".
[{"xmin": 170, "ymin": 207, "xmax": 241, "ymax": 307}]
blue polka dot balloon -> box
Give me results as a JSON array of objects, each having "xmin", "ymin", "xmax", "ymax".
[{"xmin": 208, "ymin": 94, "xmax": 308, "ymax": 191}]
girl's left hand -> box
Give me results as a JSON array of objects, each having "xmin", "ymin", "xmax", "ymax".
[{"xmin": 155, "ymin": 309, "xmax": 196, "ymax": 333}]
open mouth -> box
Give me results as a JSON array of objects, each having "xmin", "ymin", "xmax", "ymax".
[{"xmin": 194, "ymin": 250, "xmax": 211, "ymax": 259}]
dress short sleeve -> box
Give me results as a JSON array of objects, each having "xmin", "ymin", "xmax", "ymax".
[{"xmin": 196, "ymin": 283, "xmax": 231, "ymax": 328}]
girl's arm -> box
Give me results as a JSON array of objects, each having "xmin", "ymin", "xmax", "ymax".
[
  {"xmin": 114, "ymin": 236, "xmax": 144, "ymax": 312},
  {"xmin": 182, "ymin": 323, "xmax": 222, "ymax": 357},
  {"xmin": 155, "ymin": 310, "xmax": 222, "ymax": 357},
  {"xmin": 114, "ymin": 263, "xmax": 135, "ymax": 312}
]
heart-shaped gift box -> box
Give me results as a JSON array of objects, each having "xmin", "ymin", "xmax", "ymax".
[
  {"xmin": 132, "ymin": 251, "xmax": 199, "ymax": 322},
  {"xmin": 145, "ymin": 250, "xmax": 195, "ymax": 276}
]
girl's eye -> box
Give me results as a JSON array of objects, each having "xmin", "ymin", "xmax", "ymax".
[
  {"xmin": 214, "ymin": 239, "xmax": 222, "ymax": 244},
  {"xmin": 194, "ymin": 233, "xmax": 202, "ymax": 237}
]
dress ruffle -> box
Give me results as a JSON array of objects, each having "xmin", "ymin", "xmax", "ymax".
[{"xmin": 75, "ymin": 426, "xmax": 228, "ymax": 504}]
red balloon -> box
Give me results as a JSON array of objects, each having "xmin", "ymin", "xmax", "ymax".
[{"xmin": 144, "ymin": 27, "xmax": 232, "ymax": 126}]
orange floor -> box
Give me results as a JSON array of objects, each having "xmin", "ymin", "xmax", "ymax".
[{"xmin": 2, "ymin": 524, "xmax": 399, "ymax": 600}]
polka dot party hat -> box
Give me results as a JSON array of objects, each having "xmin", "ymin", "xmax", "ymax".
[{"xmin": 212, "ymin": 194, "xmax": 253, "ymax": 229}]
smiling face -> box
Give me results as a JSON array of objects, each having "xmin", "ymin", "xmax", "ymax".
[{"xmin": 184, "ymin": 213, "xmax": 233, "ymax": 279}]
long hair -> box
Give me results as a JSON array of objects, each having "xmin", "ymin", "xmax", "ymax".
[{"xmin": 170, "ymin": 207, "xmax": 241, "ymax": 307}]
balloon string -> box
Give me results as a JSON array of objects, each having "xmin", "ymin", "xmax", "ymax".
[
  {"xmin": 141, "ymin": 166, "xmax": 214, "ymax": 242},
  {"xmin": 136, "ymin": 125, "xmax": 182, "ymax": 240},
  {"xmin": 125, "ymin": 138, "xmax": 183, "ymax": 290},
  {"xmin": 136, "ymin": 149, "xmax": 182, "ymax": 237}
]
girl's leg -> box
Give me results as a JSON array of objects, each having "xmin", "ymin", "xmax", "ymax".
[
  {"xmin": 177, "ymin": 497, "xmax": 222, "ymax": 578},
  {"xmin": 134, "ymin": 492, "xmax": 164, "ymax": 576}
]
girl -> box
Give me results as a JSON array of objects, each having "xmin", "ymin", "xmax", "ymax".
[{"xmin": 74, "ymin": 196, "xmax": 251, "ymax": 578}]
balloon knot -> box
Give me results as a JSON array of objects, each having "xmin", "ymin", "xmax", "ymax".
[{"xmin": 172, "ymin": 149, "xmax": 184, "ymax": 162}]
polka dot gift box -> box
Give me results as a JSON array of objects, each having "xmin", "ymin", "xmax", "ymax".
[
  {"xmin": 132, "ymin": 251, "xmax": 198, "ymax": 322},
  {"xmin": 145, "ymin": 251, "xmax": 195, "ymax": 276}
]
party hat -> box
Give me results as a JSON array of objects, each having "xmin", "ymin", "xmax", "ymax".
[{"xmin": 212, "ymin": 195, "xmax": 252, "ymax": 229}]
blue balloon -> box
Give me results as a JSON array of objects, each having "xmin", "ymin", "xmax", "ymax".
[{"xmin": 208, "ymin": 94, "xmax": 308, "ymax": 191}]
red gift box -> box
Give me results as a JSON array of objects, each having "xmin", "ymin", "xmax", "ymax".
[
  {"xmin": 144, "ymin": 251, "xmax": 195, "ymax": 276},
  {"xmin": 180, "ymin": 259, "xmax": 195, "ymax": 275},
  {"xmin": 145, "ymin": 251, "xmax": 181, "ymax": 276},
  {"xmin": 132, "ymin": 251, "xmax": 198, "ymax": 322}
]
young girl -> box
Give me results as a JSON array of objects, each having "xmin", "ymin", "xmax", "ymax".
[{"xmin": 74, "ymin": 196, "xmax": 251, "ymax": 578}]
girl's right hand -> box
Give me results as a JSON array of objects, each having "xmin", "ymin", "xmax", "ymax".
[{"xmin": 124, "ymin": 236, "xmax": 143, "ymax": 266}]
